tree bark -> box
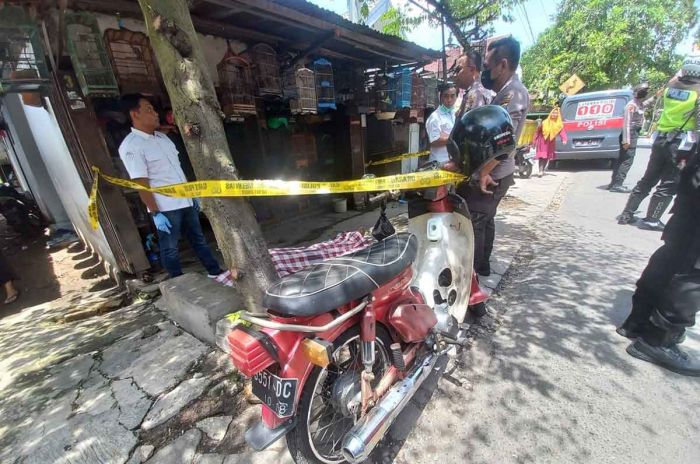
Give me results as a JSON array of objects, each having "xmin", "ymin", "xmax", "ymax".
[{"xmin": 138, "ymin": 0, "xmax": 277, "ymax": 313}]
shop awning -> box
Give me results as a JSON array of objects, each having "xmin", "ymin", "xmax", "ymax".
[{"xmin": 70, "ymin": 0, "xmax": 440, "ymax": 66}]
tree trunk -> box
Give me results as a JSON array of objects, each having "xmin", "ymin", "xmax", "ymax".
[{"xmin": 138, "ymin": 0, "xmax": 277, "ymax": 313}]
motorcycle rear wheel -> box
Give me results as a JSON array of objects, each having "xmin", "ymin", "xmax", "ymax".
[
  {"xmin": 287, "ymin": 325, "xmax": 392, "ymax": 464},
  {"xmin": 519, "ymin": 162, "xmax": 533, "ymax": 179}
]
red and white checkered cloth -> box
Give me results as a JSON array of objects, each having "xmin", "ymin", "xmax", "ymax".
[
  {"xmin": 213, "ymin": 231, "xmax": 374, "ymax": 286},
  {"xmin": 270, "ymin": 231, "xmax": 374, "ymax": 277}
]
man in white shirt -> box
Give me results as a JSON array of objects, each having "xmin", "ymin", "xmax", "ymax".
[
  {"xmin": 118, "ymin": 94, "xmax": 224, "ymax": 279},
  {"xmin": 426, "ymin": 84, "xmax": 458, "ymax": 163}
]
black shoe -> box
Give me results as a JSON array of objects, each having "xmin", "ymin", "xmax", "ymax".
[
  {"xmin": 476, "ymin": 264, "xmax": 491, "ymax": 276},
  {"xmin": 616, "ymin": 212, "xmax": 636, "ymax": 225},
  {"xmin": 637, "ymin": 219, "xmax": 665, "ymax": 231},
  {"xmin": 616, "ymin": 326, "xmax": 642, "ymax": 339},
  {"xmin": 616, "ymin": 325, "xmax": 686, "ymax": 343},
  {"xmin": 626, "ymin": 339, "xmax": 700, "ymax": 376},
  {"xmin": 610, "ymin": 186, "xmax": 632, "ymax": 193}
]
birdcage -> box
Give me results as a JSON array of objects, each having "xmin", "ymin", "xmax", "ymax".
[
  {"xmin": 284, "ymin": 66, "xmax": 317, "ymax": 114},
  {"xmin": 251, "ymin": 43, "xmax": 282, "ymax": 96},
  {"xmin": 389, "ymin": 67, "xmax": 412, "ymax": 109},
  {"xmin": 424, "ymin": 74, "xmax": 439, "ymax": 109},
  {"xmin": 218, "ymin": 47, "xmax": 257, "ymax": 117},
  {"xmin": 291, "ymin": 132, "xmax": 317, "ymax": 169},
  {"xmin": 104, "ymin": 29, "xmax": 162, "ymax": 97},
  {"xmin": 373, "ymin": 72, "xmax": 393, "ymax": 112},
  {"xmin": 65, "ymin": 12, "xmax": 119, "ymax": 96},
  {"xmin": 313, "ymin": 58, "xmax": 336, "ymax": 110},
  {"xmin": 0, "ymin": 5, "xmax": 49, "ymax": 91},
  {"xmin": 411, "ymin": 72, "xmax": 426, "ymax": 109}
]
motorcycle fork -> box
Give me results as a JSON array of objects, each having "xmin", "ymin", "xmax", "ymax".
[{"xmin": 360, "ymin": 306, "xmax": 376, "ymax": 415}]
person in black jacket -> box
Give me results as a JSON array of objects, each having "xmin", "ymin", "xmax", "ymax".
[{"xmin": 618, "ymin": 141, "xmax": 700, "ymax": 376}]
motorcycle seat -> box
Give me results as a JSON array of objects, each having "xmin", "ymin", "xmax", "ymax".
[{"xmin": 264, "ymin": 233, "xmax": 418, "ymax": 318}]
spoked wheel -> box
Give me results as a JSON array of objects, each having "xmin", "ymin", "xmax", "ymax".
[{"xmin": 287, "ymin": 325, "xmax": 392, "ymax": 464}]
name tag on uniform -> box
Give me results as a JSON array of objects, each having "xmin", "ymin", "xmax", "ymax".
[{"xmin": 667, "ymin": 88, "xmax": 691, "ymax": 101}]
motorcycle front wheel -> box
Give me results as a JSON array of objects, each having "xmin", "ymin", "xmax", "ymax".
[{"xmin": 287, "ymin": 325, "xmax": 392, "ymax": 464}]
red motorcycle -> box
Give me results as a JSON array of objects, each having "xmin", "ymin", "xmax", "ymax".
[{"xmin": 227, "ymin": 105, "xmax": 513, "ymax": 463}]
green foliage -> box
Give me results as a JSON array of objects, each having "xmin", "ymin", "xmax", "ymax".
[{"xmin": 522, "ymin": 0, "xmax": 698, "ymax": 99}]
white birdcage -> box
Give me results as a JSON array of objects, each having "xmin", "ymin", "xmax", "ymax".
[{"xmin": 284, "ymin": 65, "xmax": 317, "ymax": 114}]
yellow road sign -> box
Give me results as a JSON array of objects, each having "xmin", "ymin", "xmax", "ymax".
[{"xmin": 560, "ymin": 74, "xmax": 585, "ymax": 96}]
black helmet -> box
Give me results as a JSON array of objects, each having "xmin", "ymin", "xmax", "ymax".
[
  {"xmin": 447, "ymin": 105, "xmax": 516, "ymax": 179},
  {"xmin": 634, "ymin": 82, "xmax": 650, "ymax": 98}
]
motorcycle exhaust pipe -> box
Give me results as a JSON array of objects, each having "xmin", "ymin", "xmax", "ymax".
[{"xmin": 341, "ymin": 352, "xmax": 439, "ymax": 463}]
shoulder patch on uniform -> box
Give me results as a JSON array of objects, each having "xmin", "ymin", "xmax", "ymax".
[
  {"xmin": 500, "ymin": 91, "xmax": 514, "ymax": 107},
  {"xmin": 667, "ymin": 88, "xmax": 691, "ymax": 101}
]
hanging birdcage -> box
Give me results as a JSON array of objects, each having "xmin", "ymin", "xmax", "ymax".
[
  {"xmin": 373, "ymin": 71, "xmax": 392, "ymax": 112},
  {"xmin": 218, "ymin": 47, "xmax": 257, "ymax": 117},
  {"xmin": 424, "ymin": 74, "xmax": 439, "ymax": 109},
  {"xmin": 0, "ymin": 5, "xmax": 49, "ymax": 91},
  {"xmin": 389, "ymin": 67, "xmax": 412, "ymax": 109},
  {"xmin": 65, "ymin": 12, "xmax": 119, "ymax": 96},
  {"xmin": 104, "ymin": 29, "xmax": 162, "ymax": 97},
  {"xmin": 251, "ymin": 43, "xmax": 282, "ymax": 96},
  {"xmin": 411, "ymin": 72, "xmax": 426, "ymax": 109},
  {"xmin": 313, "ymin": 58, "xmax": 336, "ymax": 110},
  {"xmin": 284, "ymin": 66, "xmax": 317, "ymax": 114}
]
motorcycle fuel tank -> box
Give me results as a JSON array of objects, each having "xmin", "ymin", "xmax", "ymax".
[{"xmin": 409, "ymin": 212, "xmax": 474, "ymax": 322}]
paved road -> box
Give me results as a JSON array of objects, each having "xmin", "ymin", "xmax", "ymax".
[{"xmin": 391, "ymin": 147, "xmax": 700, "ymax": 464}]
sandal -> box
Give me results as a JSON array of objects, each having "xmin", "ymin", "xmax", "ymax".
[{"xmin": 4, "ymin": 291, "xmax": 19, "ymax": 305}]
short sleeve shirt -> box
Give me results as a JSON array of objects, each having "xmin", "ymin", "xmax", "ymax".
[
  {"xmin": 118, "ymin": 128, "xmax": 193, "ymax": 212},
  {"xmin": 490, "ymin": 75, "xmax": 530, "ymax": 179},
  {"xmin": 426, "ymin": 108, "xmax": 455, "ymax": 163}
]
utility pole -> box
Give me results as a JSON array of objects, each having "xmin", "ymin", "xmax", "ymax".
[
  {"xmin": 137, "ymin": 0, "xmax": 277, "ymax": 313},
  {"xmin": 441, "ymin": 14, "xmax": 447, "ymax": 81}
]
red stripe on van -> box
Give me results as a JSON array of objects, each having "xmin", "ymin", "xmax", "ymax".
[{"xmin": 564, "ymin": 117, "xmax": 624, "ymax": 132}]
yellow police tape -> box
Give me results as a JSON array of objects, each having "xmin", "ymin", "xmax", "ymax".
[
  {"xmin": 365, "ymin": 150, "xmax": 429, "ymax": 167},
  {"xmin": 88, "ymin": 166, "xmax": 466, "ymax": 229}
]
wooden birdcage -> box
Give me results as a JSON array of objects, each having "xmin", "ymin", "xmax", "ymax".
[
  {"xmin": 389, "ymin": 67, "xmax": 412, "ymax": 109},
  {"xmin": 313, "ymin": 58, "xmax": 336, "ymax": 110},
  {"xmin": 104, "ymin": 29, "xmax": 161, "ymax": 97},
  {"xmin": 65, "ymin": 12, "xmax": 119, "ymax": 96},
  {"xmin": 251, "ymin": 43, "xmax": 282, "ymax": 96},
  {"xmin": 0, "ymin": 5, "xmax": 49, "ymax": 91},
  {"xmin": 291, "ymin": 132, "xmax": 317, "ymax": 169},
  {"xmin": 284, "ymin": 66, "xmax": 317, "ymax": 115},
  {"xmin": 373, "ymin": 72, "xmax": 393, "ymax": 112},
  {"xmin": 218, "ymin": 46, "xmax": 257, "ymax": 117},
  {"xmin": 411, "ymin": 72, "xmax": 426, "ymax": 109},
  {"xmin": 424, "ymin": 74, "xmax": 439, "ymax": 109}
]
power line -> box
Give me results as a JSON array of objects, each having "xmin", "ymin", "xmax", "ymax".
[{"xmin": 519, "ymin": 0, "xmax": 536, "ymax": 43}]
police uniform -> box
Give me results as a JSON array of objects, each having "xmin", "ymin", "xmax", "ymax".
[
  {"xmin": 618, "ymin": 74, "xmax": 700, "ymax": 228},
  {"xmin": 455, "ymin": 80, "xmax": 493, "ymax": 119},
  {"xmin": 609, "ymin": 92, "xmax": 654, "ymax": 189},
  {"xmin": 619, "ymin": 56, "xmax": 700, "ymax": 375},
  {"xmin": 462, "ymin": 75, "xmax": 529, "ymax": 274}
]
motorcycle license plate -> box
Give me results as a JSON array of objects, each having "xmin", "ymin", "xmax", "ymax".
[{"xmin": 251, "ymin": 370, "xmax": 297, "ymax": 418}]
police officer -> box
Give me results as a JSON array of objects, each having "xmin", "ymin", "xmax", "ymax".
[
  {"xmin": 460, "ymin": 37, "xmax": 529, "ymax": 276},
  {"xmin": 617, "ymin": 56, "xmax": 700, "ymax": 231},
  {"xmin": 608, "ymin": 83, "xmax": 655, "ymax": 192},
  {"xmin": 618, "ymin": 141, "xmax": 700, "ymax": 376},
  {"xmin": 453, "ymin": 50, "xmax": 493, "ymax": 119}
]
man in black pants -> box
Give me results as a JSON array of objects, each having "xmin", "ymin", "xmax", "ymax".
[
  {"xmin": 618, "ymin": 145, "xmax": 700, "ymax": 376},
  {"xmin": 608, "ymin": 83, "xmax": 654, "ymax": 192},
  {"xmin": 463, "ymin": 37, "xmax": 529, "ymax": 276},
  {"xmin": 617, "ymin": 57, "xmax": 700, "ymax": 231}
]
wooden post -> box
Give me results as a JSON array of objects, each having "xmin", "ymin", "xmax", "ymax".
[{"xmin": 138, "ymin": 0, "xmax": 277, "ymax": 312}]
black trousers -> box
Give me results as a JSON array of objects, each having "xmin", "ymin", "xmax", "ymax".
[
  {"xmin": 621, "ymin": 134, "xmax": 681, "ymax": 219},
  {"xmin": 622, "ymin": 195, "xmax": 700, "ymax": 346},
  {"xmin": 461, "ymin": 174, "xmax": 514, "ymax": 272},
  {"xmin": 610, "ymin": 134, "xmax": 638, "ymax": 188}
]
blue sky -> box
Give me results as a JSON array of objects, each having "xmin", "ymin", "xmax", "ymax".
[{"xmin": 310, "ymin": 0, "xmax": 698, "ymax": 54}]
